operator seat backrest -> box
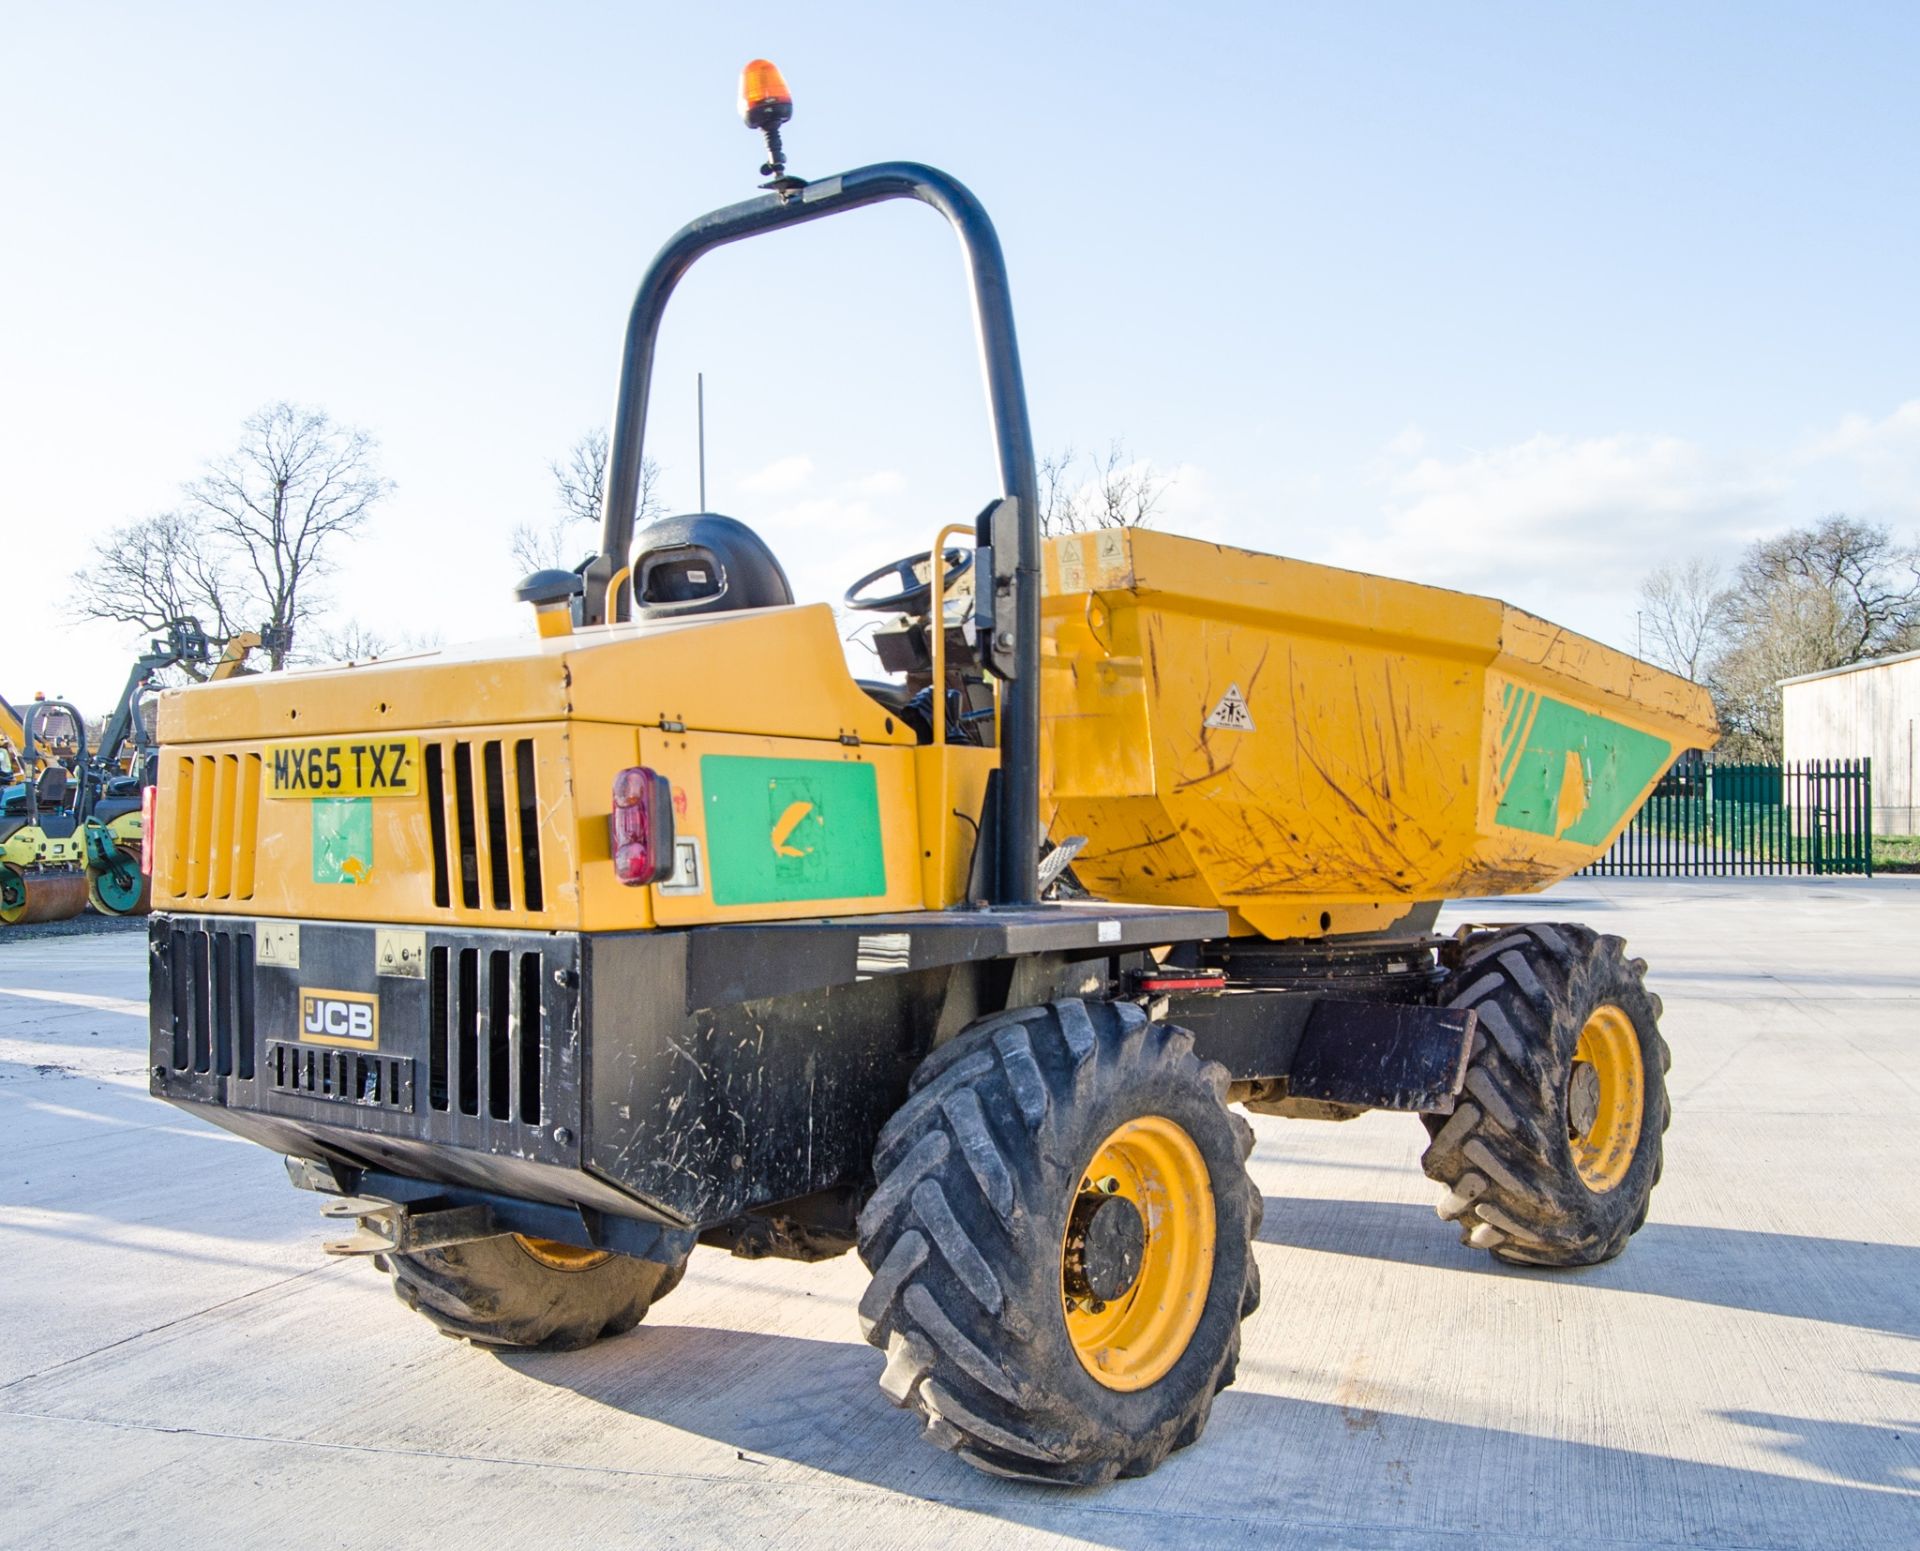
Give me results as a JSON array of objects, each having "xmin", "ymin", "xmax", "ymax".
[
  {"xmin": 36, "ymin": 766, "xmax": 67, "ymax": 810},
  {"xmin": 630, "ymin": 513, "xmax": 794, "ymax": 621}
]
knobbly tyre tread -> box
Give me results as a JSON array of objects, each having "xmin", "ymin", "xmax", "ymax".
[
  {"xmin": 857, "ymin": 998, "xmax": 1262, "ymax": 1485},
  {"xmin": 382, "ymin": 1234, "xmax": 687, "ymax": 1351},
  {"xmin": 1421, "ymin": 923, "xmax": 1671, "ymax": 1267}
]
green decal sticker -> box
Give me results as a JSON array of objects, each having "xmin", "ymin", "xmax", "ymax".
[
  {"xmin": 313, "ymin": 797, "xmax": 375, "ymax": 884},
  {"xmin": 1494, "ymin": 692, "xmax": 1672, "ymax": 844},
  {"xmin": 701, "ymin": 755, "xmax": 887, "ymax": 906}
]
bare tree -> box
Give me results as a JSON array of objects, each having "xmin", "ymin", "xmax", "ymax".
[
  {"xmin": 1038, "ymin": 446, "xmax": 1080, "ymax": 538},
  {"xmin": 1036, "ymin": 439, "xmax": 1172, "ymax": 537},
  {"xmin": 554, "ymin": 427, "xmax": 611, "ymax": 526},
  {"xmin": 73, "ymin": 509, "xmax": 245, "ymax": 673},
  {"xmin": 1734, "ymin": 514, "xmax": 1920, "ymax": 664},
  {"xmin": 186, "ymin": 403, "xmax": 392, "ymax": 669},
  {"xmin": 1704, "ymin": 586, "xmax": 1850, "ymax": 759},
  {"xmin": 511, "ymin": 428, "xmax": 663, "ymax": 574},
  {"xmin": 1637, "ymin": 556, "xmax": 1731, "ymax": 682},
  {"xmin": 303, "ymin": 617, "xmax": 441, "ymax": 665},
  {"xmin": 1699, "ymin": 515, "xmax": 1920, "ymax": 759},
  {"xmin": 1083, "ymin": 439, "xmax": 1172, "ymax": 531}
]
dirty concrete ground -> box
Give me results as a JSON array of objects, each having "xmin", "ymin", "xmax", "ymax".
[{"xmin": 1, "ymin": 879, "xmax": 1916, "ymax": 1549}]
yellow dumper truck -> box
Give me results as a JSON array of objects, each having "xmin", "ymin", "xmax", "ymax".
[{"xmin": 148, "ymin": 66, "xmax": 1716, "ymax": 1485}]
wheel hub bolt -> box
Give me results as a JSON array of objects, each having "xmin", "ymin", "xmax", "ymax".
[{"xmin": 1063, "ymin": 1188, "xmax": 1146, "ymax": 1305}]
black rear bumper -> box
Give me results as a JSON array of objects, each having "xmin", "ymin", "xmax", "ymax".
[
  {"xmin": 149, "ymin": 905, "xmax": 1218, "ymax": 1237},
  {"xmin": 150, "ymin": 915, "xmax": 639, "ymax": 1219}
]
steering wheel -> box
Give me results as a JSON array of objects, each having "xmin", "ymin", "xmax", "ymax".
[{"xmin": 843, "ymin": 547, "xmax": 974, "ymax": 614}]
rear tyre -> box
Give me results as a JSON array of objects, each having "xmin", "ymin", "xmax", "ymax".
[
  {"xmin": 1421, "ymin": 923, "xmax": 1671, "ymax": 1267},
  {"xmin": 384, "ymin": 1233, "xmax": 688, "ymax": 1350},
  {"xmin": 857, "ymin": 999, "xmax": 1262, "ymax": 1485}
]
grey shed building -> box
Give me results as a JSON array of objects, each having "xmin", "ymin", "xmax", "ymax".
[{"xmin": 1780, "ymin": 649, "xmax": 1920, "ymax": 835}]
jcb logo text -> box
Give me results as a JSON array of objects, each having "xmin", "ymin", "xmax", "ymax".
[{"xmin": 298, "ymin": 989, "xmax": 379, "ymax": 1049}]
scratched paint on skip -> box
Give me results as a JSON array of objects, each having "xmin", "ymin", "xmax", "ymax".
[{"xmin": 700, "ymin": 755, "xmax": 886, "ymax": 906}]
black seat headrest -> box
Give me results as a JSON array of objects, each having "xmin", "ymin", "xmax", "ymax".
[{"xmin": 631, "ymin": 514, "xmax": 794, "ymax": 620}]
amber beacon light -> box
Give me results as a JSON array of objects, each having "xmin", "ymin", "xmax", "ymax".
[{"xmin": 738, "ymin": 58, "xmax": 795, "ymax": 181}]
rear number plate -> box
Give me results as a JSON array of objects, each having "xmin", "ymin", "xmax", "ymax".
[{"xmin": 267, "ymin": 738, "xmax": 421, "ymax": 798}]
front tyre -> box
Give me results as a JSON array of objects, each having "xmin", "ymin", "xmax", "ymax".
[
  {"xmin": 383, "ymin": 1233, "xmax": 687, "ymax": 1350},
  {"xmin": 1421, "ymin": 923, "xmax": 1671, "ymax": 1267},
  {"xmin": 856, "ymin": 999, "xmax": 1262, "ymax": 1485}
]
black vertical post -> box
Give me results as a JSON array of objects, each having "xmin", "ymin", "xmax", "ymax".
[
  {"xmin": 1740, "ymin": 765, "xmax": 1749, "ymax": 876},
  {"xmin": 1768, "ymin": 762, "xmax": 1778, "ymax": 874},
  {"xmin": 1804, "ymin": 759, "xmax": 1811, "ymax": 873},
  {"xmin": 586, "ymin": 162, "xmax": 1043, "ymax": 906},
  {"xmin": 1862, "ymin": 757, "xmax": 1874, "ymax": 877},
  {"xmin": 1767, "ymin": 762, "xmax": 1773, "ymax": 872},
  {"xmin": 1827, "ymin": 758, "xmax": 1836, "ymax": 874},
  {"xmin": 1706, "ymin": 757, "xmax": 1714, "ymax": 873},
  {"xmin": 1812, "ymin": 759, "xmax": 1823, "ymax": 876},
  {"xmin": 1783, "ymin": 760, "xmax": 1792, "ymax": 874},
  {"xmin": 1704, "ymin": 759, "xmax": 1713, "ymax": 876},
  {"xmin": 1805, "ymin": 760, "xmax": 1813, "ymax": 873},
  {"xmin": 1785, "ymin": 761, "xmax": 1794, "ymax": 875}
]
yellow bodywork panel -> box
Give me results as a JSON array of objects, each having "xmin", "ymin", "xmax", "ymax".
[
  {"xmin": 156, "ymin": 604, "xmax": 906, "ymax": 745},
  {"xmin": 150, "ymin": 528, "xmax": 1716, "ymax": 942},
  {"xmin": 151, "ymin": 604, "xmax": 944, "ymax": 929},
  {"xmin": 1040, "ymin": 529, "xmax": 1718, "ymax": 939},
  {"xmin": 638, "ymin": 728, "xmax": 928, "ymax": 925}
]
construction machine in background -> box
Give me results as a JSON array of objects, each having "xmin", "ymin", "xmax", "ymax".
[
  {"xmin": 79, "ymin": 619, "xmax": 261, "ymax": 916},
  {"xmin": 0, "ymin": 692, "xmax": 92, "ymax": 923},
  {"xmin": 144, "ymin": 64, "xmax": 1717, "ymax": 1485},
  {"xmin": 2, "ymin": 619, "xmax": 260, "ymax": 923}
]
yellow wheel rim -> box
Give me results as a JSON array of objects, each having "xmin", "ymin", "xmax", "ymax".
[
  {"xmin": 1062, "ymin": 1115, "xmax": 1214, "ymax": 1392},
  {"xmin": 1569, "ymin": 1005, "xmax": 1644, "ymax": 1193},
  {"xmin": 513, "ymin": 1235, "xmax": 613, "ymax": 1272}
]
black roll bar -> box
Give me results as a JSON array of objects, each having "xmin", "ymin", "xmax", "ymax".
[
  {"xmin": 17, "ymin": 698, "xmax": 86, "ymax": 822},
  {"xmin": 585, "ymin": 162, "xmax": 1041, "ymax": 906}
]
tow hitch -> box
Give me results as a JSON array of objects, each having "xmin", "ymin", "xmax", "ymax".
[{"xmin": 320, "ymin": 1197, "xmax": 497, "ymax": 1257}]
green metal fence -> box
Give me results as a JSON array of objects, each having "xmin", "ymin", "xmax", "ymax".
[{"xmin": 1580, "ymin": 756, "xmax": 1873, "ymax": 876}]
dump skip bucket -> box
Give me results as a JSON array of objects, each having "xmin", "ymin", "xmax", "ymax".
[{"xmin": 1040, "ymin": 530, "xmax": 1717, "ymax": 939}]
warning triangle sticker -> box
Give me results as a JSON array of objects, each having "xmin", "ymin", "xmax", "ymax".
[{"xmin": 1204, "ymin": 683, "xmax": 1255, "ymax": 732}]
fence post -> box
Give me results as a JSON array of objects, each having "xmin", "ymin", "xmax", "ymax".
[
  {"xmin": 1814, "ymin": 759, "xmax": 1827, "ymax": 876},
  {"xmin": 1863, "ymin": 756, "xmax": 1874, "ymax": 878}
]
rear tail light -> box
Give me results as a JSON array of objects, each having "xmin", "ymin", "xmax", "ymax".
[
  {"xmin": 610, "ymin": 767, "xmax": 675, "ymax": 886},
  {"xmin": 140, "ymin": 783, "xmax": 157, "ymax": 877}
]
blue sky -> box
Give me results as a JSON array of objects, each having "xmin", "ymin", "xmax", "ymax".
[{"xmin": 6, "ymin": 2, "xmax": 1919, "ymax": 708}]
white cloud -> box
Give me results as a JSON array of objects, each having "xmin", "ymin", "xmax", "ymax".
[
  {"xmin": 1384, "ymin": 424, "xmax": 1428, "ymax": 460},
  {"xmin": 1293, "ymin": 404, "xmax": 1920, "ymax": 650},
  {"xmin": 1327, "ymin": 432, "xmax": 1781, "ymax": 601},
  {"xmin": 1800, "ymin": 399, "xmax": 1920, "ymax": 511},
  {"xmin": 1144, "ymin": 460, "xmax": 1223, "ymax": 541},
  {"xmin": 751, "ymin": 494, "xmax": 894, "ymax": 603},
  {"xmin": 846, "ymin": 468, "xmax": 907, "ymax": 497},
  {"xmin": 1805, "ymin": 399, "xmax": 1920, "ymax": 459},
  {"xmin": 737, "ymin": 454, "xmax": 814, "ymax": 494}
]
